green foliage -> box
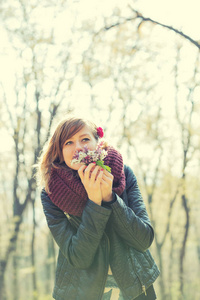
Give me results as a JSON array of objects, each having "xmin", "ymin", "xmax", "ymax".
[{"xmin": 96, "ymin": 160, "xmax": 111, "ymax": 173}]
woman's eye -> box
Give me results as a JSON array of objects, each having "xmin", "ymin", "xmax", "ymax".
[
  {"xmin": 65, "ymin": 141, "xmax": 72, "ymax": 145},
  {"xmin": 82, "ymin": 138, "xmax": 90, "ymax": 142}
]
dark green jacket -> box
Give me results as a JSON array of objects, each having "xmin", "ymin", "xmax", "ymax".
[{"xmin": 41, "ymin": 165, "xmax": 160, "ymax": 300}]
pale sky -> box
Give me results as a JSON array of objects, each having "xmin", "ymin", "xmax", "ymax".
[
  {"xmin": 71, "ymin": 0, "xmax": 200, "ymax": 38},
  {"xmin": 137, "ymin": 0, "xmax": 200, "ymax": 39}
]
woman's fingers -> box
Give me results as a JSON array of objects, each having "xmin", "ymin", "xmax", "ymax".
[
  {"xmin": 102, "ymin": 173, "xmax": 113, "ymax": 184},
  {"xmin": 78, "ymin": 163, "xmax": 103, "ymax": 184},
  {"xmin": 78, "ymin": 165, "xmax": 87, "ymax": 180},
  {"xmin": 96, "ymin": 168, "xmax": 104, "ymax": 183},
  {"xmin": 100, "ymin": 171, "xmax": 114, "ymax": 202},
  {"xmin": 83, "ymin": 163, "xmax": 96, "ymax": 181},
  {"xmin": 78, "ymin": 164, "xmax": 104, "ymax": 205},
  {"xmin": 101, "ymin": 176, "xmax": 109, "ymax": 183},
  {"xmin": 90, "ymin": 165, "xmax": 102, "ymax": 183}
]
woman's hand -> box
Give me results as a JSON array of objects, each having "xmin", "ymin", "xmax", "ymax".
[
  {"xmin": 100, "ymin": 170, "xmax": 114, "ymax": 202},
  {"xmin": 78, "ymin": 163, "xmax": 103, "ymax": 206}
]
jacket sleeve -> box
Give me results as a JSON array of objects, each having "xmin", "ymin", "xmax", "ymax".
[
  {"xmin": 41, "ymin": 190, "xmax": 111, "ymax": 269},
  {"xmin": 108, "ymin": 166, "xmax": 154, "ymax": 252}
]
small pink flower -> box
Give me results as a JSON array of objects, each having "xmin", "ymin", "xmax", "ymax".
[{"xmin": 97, "ymin": 127, "xmax": 104, "ymax": 138}]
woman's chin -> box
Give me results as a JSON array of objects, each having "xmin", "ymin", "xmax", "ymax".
[{"xmin": 70, "ymin": 163, "xmax": 84, "ymax": 171}]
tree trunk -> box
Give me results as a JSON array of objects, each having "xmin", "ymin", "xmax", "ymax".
[
  {"xmin": 31, "ymin": 199, "xmax": 38, "ymax": 300},
  {"xmin": 168, "ymin": 234, "xmax": 175, "ymax": 300},
  {"xmin": 179, "ymin": 194, "xmax": 190, "ymax": 298},
  {"xmin": 0, "ymin": 261, "xmax": 7, "ymax": 300},
  {"xmin": 13, "ymin": 253, "xmax": 19, "ymax": 300},
  {"xmin": 154, "ymin": 239, "xmax": 167, "ymax": 300},
  {"xmin": 0, "ymin": 215, "xmax": 22, "ymax": 300}
]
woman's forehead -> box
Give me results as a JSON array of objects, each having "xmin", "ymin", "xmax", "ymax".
[{"xmin": 67, "ymin": 125, "xmax": 93, "ymax": 139}]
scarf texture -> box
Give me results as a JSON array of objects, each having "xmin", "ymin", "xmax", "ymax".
[{"xmin": 47, "ymin": 146, "xmax": 126, "ymax": 216}]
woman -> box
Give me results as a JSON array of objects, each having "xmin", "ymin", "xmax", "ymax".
[{"xmin": 38, "ymin": 116, "xmax": 160, "ymax": 300}]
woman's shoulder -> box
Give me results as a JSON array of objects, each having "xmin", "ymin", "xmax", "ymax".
[
  {"xmin": 124, "ymin": 165, "xmax": 137, "ymax": 179},
  {"xmin": 40, "ymin": 188, "xmax": 63, "ymax": 213},
  {"xmin": 41, "ymin": 187, "xmax": 47, "ymax": 196},
  {"xmin": 123, "ymin": 165, "xmax": 138, "ymax": 189},
  {"xmin": 41, "ymin": 188, "xmax": 51, "ymax": 202}
]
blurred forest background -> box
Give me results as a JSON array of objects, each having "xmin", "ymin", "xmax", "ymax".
[{"xmin": 0, "ymin": 0, "xmax": 200, "ymax": 299}]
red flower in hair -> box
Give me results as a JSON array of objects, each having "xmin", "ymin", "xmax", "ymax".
[{"xmin": 97, "ymin": 127, "xmax": 104, "ymax": 138}]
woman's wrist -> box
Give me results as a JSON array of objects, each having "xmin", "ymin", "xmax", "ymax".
[
  {"xmin": 102, "ymin": 193, "xmax": 112, "ymax": 202},
  {"xmin": 88, "ymin": 195, "xmax": 102, "ymax": 206},
  {"xmin": 102, "ymin": 192, "xmax": 116, "ymax": 203}
]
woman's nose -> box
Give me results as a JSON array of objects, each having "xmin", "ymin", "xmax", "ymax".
[{"xmin": 75, "ymin": 141, "xmax": 82, "ymax": 151}]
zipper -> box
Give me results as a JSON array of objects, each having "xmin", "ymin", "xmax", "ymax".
[
  {"xmin": 99, "ymin": 232, "xmax": 110, "ymax": 300},
  {"xmin": 64, "ymin": 212, "xmax": 81, "ymax": 228},
  {"xmin": 72, "ymin": 216, "xmax": 81, "ymax": 228},
  {"xmin": 104, "ymin": 232, "xmax": 110, "ymax": 255},
  {"xmin": 129, "ymin": 252, "xmax": 147, "ymax": 297},
  {"xmin": 133, "ymin": 265, "xmax": 147, "ymax": 296},
  {"xmin": 142, "ymin": 285, "xmax": 147, "ymax": 296}
]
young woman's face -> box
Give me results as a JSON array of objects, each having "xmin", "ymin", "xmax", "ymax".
[{"xmin": 62, "ymin": 125, "xmax": 98, "ymax": 170}]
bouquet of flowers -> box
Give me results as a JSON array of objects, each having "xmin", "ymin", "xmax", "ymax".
[{"xmin": 71, "ymin": 141, "xmax": 111, "ymax": 172}]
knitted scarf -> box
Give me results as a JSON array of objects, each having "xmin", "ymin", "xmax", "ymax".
[{"xmin": 47, "ymin": 146, "xmax": 126, "ymax": 216}]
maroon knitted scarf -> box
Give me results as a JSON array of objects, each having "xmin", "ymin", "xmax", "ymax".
[{"xmin": 47, "ymin": 146, "xmax": 126, "ymax": 216}]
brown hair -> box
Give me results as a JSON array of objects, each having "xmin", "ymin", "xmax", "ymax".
[{"xmin": 36, "ymin": 116, "xmax": 99, "ymax": 193}]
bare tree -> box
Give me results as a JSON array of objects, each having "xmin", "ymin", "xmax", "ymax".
[
  {"xmin": 122, "ymin": 106, "xmax": 172, "ymax": 300},
  {"xmin": 0, "ymin": 1, "xmax": 74, "ymax": 298},
  {"xmin": 101, "ymin": 6, "xmax": 200, "ymax": 50},
  {"xmin": 174, "ymin": 46, "xmax": 199, "ymax": 298}
]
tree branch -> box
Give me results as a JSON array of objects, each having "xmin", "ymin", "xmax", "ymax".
[{"xmin": 103, "ymin": 7, "xmax": 200, "ymax": 50}]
